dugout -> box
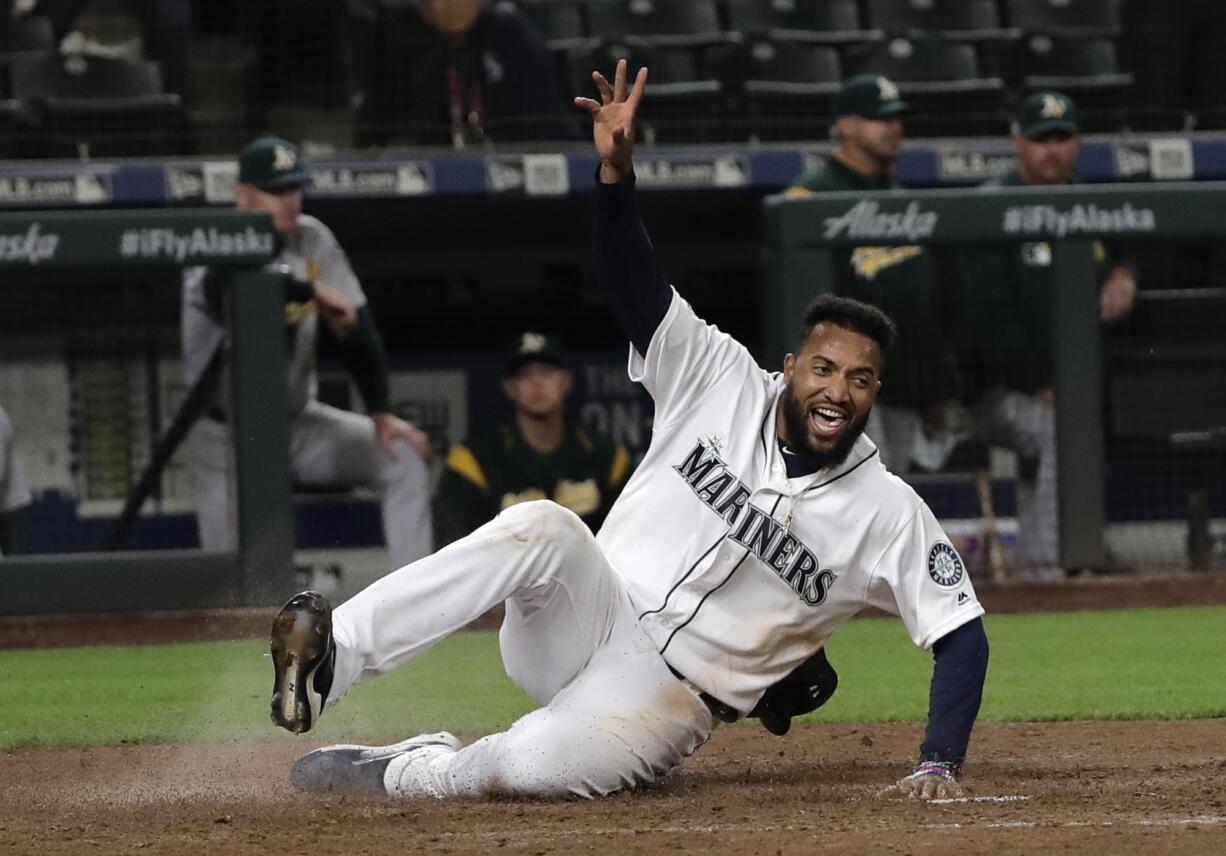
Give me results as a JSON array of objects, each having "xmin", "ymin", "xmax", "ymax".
[
  {"xmin": 0, "ymin": 209, "xmax": 296, "ymax": 614},
  {"xmin": 764, "ymin": 182, "xmax": 1226, "ymax": 572}
]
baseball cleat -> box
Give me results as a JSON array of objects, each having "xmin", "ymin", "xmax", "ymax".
[
  {"xmin": 290, "ymin": 732, "xmax": 463, "ymax": 797},
  {"xmin": 270, "ymin": 590, "xmax": 335, "ymax": 734}
]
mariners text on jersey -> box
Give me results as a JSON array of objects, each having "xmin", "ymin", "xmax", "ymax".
[{"xmin": 674, "ymin": 441, "xmax": 835, "ymax": 607}]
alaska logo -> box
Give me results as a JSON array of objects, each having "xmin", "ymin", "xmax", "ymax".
[
  {"xmin": 673, "ymin": 442, "xmax": 837, "ymax": 606},
  {"xmin": 823, "ymin": 200, "xmax": 938, "ymax": 242}
]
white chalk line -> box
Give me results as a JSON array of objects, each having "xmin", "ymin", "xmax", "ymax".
[
  {"xmin": 929, "ymin": 795, "xmax": 1031, "ymax": 804},
  {"xmin": 925, "ymin": 815, "xmax": 1226, "ymax": 831},
  {"xmin": 436, "ymin": 814, "xmax": 1226, "ymax": 841}
]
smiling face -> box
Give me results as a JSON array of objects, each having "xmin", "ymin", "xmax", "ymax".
[{"xmin": 778, "ymin": 322, "xmax": 883, "ymax": 469}]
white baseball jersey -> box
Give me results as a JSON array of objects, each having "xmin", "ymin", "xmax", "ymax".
[
  {"xmin": 182, "ymin": 214, "xmax": 367, "ymax": 414},
  {"xmin": 596, "ymin": 289, "xmax": 984, "ymax": 713}
]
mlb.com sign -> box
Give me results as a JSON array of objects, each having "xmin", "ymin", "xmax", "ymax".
[{"xmin": 822, "ymin": 201, "xmax": 939, "ymax": 242}]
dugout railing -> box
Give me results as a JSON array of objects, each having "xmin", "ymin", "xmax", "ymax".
[
  {"xmin": 0, "ymin": 210, "xmax": 295, "ymax": 614},
  {"xmin": 763, "ymin": 182, "xmax": 1226, "ymax": 573}
]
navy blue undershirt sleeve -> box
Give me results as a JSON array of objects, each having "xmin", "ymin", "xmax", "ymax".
[
  {"xmin": 330, "ymin": 305, "xmax": 391, "ymax": 414},
  {"xmin": 919, "ymin": 616, "xmax": 989, "ymax": 768},
  {"xmin": 595, "ymin": 170, "xmax": 673, "ymax": 356}
]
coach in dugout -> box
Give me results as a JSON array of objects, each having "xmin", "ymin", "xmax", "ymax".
[
  {"xmin": 180, "ymin": 136, "xmax": 433, "ymax": 569},
  {"xmin": 786, "ymin": 74, "xmax": 962, "ymax": 475},
  {"xmin": 433, "ymin": 332, "xmax": 632, "ymax": 547},
  {"xmin": 952, "ymin": 92, "xmax": 1138, "ymax": 578}
]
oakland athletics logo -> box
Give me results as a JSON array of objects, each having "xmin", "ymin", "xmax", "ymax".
[{"xmin": 927, "ymin": 542, "xmax": 964, "ymax": 588}]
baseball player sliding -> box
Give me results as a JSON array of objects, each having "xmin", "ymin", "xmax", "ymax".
[{"xmin": 270, "ymin": 62, "xmax": 989, "ymax": 801}]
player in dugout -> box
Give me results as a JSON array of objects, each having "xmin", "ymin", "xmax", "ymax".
[
  {"xmin": 952, "ymin": 91, "xmax": 1138, "ymax": 578},
  {"xmin": 266, "ymin": 62, "xmax": 989, "ymax": 802},
  {"xmin": 787, "ymin": 74, "xmax": 963, "ymax": 476},
  {"xmin": 181, "ymin": 136, "xmax": 433, "ymax": 570},
  {"xmin": 433, "ymin": 331, "xmax": 632, "ymax": 548}
]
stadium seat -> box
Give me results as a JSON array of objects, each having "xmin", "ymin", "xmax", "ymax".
[
  {"xmin": 569, "ymin": 41, "xmax": 721, "ymax": 141},
  {"xmin": 0, "ymin": 15, "xmax": 56, "ymax": 66},
  {"xmin": 585, "ymin": 0, "xmax": 731, "ymax": 47},
  {"xmin": 842, "ymin": 38, "xmax": 1005, "ymax": 136},
  {"xmin": 1003, "ymin": 0, "xmax": 1123, "ymax": 37},
  {"xmin": 706, "ymin": 40, "xmax": 841, "ymax": 141},
  {"xmin": 1018, "ymin": 35, "xmax": 1132, "ymax": 90},
  {"xmin": 519, "ymin": 1, "xmax": 591, "ymax": 50},
  {"xmin": 10, "ymin": 54, "xmax": 182, "ymax": 157},
  {"xmin": 864, "ymin": 0, "xmax": 1016, "ymax": 40},
  {"xmin": 1015, "ymin": 35, "xmax": 1133, "ymax": 130},
  {"xmin": 724, "ymin": 0, "xmax": 880, "ymax": 45}
]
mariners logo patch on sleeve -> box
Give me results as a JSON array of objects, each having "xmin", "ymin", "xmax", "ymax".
[{"xmin": 927, "ymin": 542, "xmax": 965, "ymax": 588}]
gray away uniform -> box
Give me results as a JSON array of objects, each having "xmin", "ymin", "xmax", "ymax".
[{"xmin": 181, "ymin": 214, "xmax": 431, "ymax": 567}]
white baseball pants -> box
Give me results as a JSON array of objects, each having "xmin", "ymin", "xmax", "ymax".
[
  {"xmin": 186, "ymin": 399, "xmax": 432, "ymax": 567},
  {"xmin": 329, "ymin": 500, "xmax": 717, "ymax": 798}
]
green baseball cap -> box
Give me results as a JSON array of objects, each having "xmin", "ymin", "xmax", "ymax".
[
  {"xmin": 1014, "ymin": 91, "xmax": 1079, "ymax": 139},
  {"xmin": 833, "ymin": 74, "xmax": 910, "ymax": 119},
  {"xmin": 238, "ymin": 136, "xmax": 309, "ymax": 189},
  {"xmin": 504, "ymin": 331, "xmax": 568, "ymax": 377}
]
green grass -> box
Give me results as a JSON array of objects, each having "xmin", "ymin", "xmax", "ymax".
[{"xmin": 1, "ymin": 606, "xmax": 1222, "ymax": 750}]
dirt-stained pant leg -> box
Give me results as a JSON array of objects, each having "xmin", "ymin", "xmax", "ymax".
[
  {"xmin": 290, "ymin": 401, "xmax": 432, "ymax": 567},
  {"xmin": 331, "ymin": 501, "xmax": 716, "ymax": 798}
]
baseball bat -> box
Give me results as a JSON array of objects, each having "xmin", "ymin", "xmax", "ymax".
[{"xmin": 104, "ymin": 342, "xmax": 225, "ymax": 551}]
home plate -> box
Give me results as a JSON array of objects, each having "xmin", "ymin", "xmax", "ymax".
[{"xmin": 929, "ymin": 795, "xmax": 1032, "ymax": 804}]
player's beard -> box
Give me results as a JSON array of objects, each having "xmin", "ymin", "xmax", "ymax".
[{"xmin": 779, "ymin": 383, "xmax": 870, "ymax": 471}]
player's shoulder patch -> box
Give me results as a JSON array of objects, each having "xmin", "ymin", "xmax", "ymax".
[{"xmin": 927, "ymin": 541, "xmax": 965, "ymax": 588}]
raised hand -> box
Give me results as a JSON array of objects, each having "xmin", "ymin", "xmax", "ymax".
[{"xmin": 573, "ymin": 58, "xmax": 648, "ymax": 183}]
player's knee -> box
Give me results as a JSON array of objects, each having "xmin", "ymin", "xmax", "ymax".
[
  {"xmin": 488, "ymin": 716, "xmax": 636, "ymax": 798},
  {"xmin": 497, "ymin": 500, "xmax": 590, "ymax": 549}
]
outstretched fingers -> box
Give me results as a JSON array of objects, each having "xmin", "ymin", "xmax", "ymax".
[
  {"xmin": 592, "ymin": 70, "xmax": 615, "ymax": 105},
  {"xmin": 574, "ymin": 96, "xmax": 602, "ymax": 115},
  {"xmin": 613, "ymin": 57, "xmax": 628, "ymax": 102},
  {"xmin": 628, "ymin": 66, "xmax": 648, "ymax": 108}
]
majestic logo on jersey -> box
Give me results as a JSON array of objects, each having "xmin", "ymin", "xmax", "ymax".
[
  {"xmin": 674, "ymin": 442, "xmax": 837, "ymax": 606},
  {"xmin": 927, "ymin": 542, "xmax": 965, "ymax": 588}
]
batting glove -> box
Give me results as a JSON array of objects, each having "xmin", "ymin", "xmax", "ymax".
[{"xmin": 877, "ymin": 761, "xmax": 964, "ymax": 800}]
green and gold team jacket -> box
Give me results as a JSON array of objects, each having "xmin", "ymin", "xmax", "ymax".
[
  {"xmin": 433, "ymin": 420, "xmax": 632, "ymax": 547},
  {"xmin": 950, "ymin": 167, "xmax": 1117, "ymax": 399}
]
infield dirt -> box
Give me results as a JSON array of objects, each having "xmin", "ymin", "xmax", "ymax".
[
  {"xmin": 2, "ymin": 573, "xmax": 1224, "ymax": 855},
  {"xmin": 2, "ymin": 720, "xmax": 1224, "ymax": 855}
]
